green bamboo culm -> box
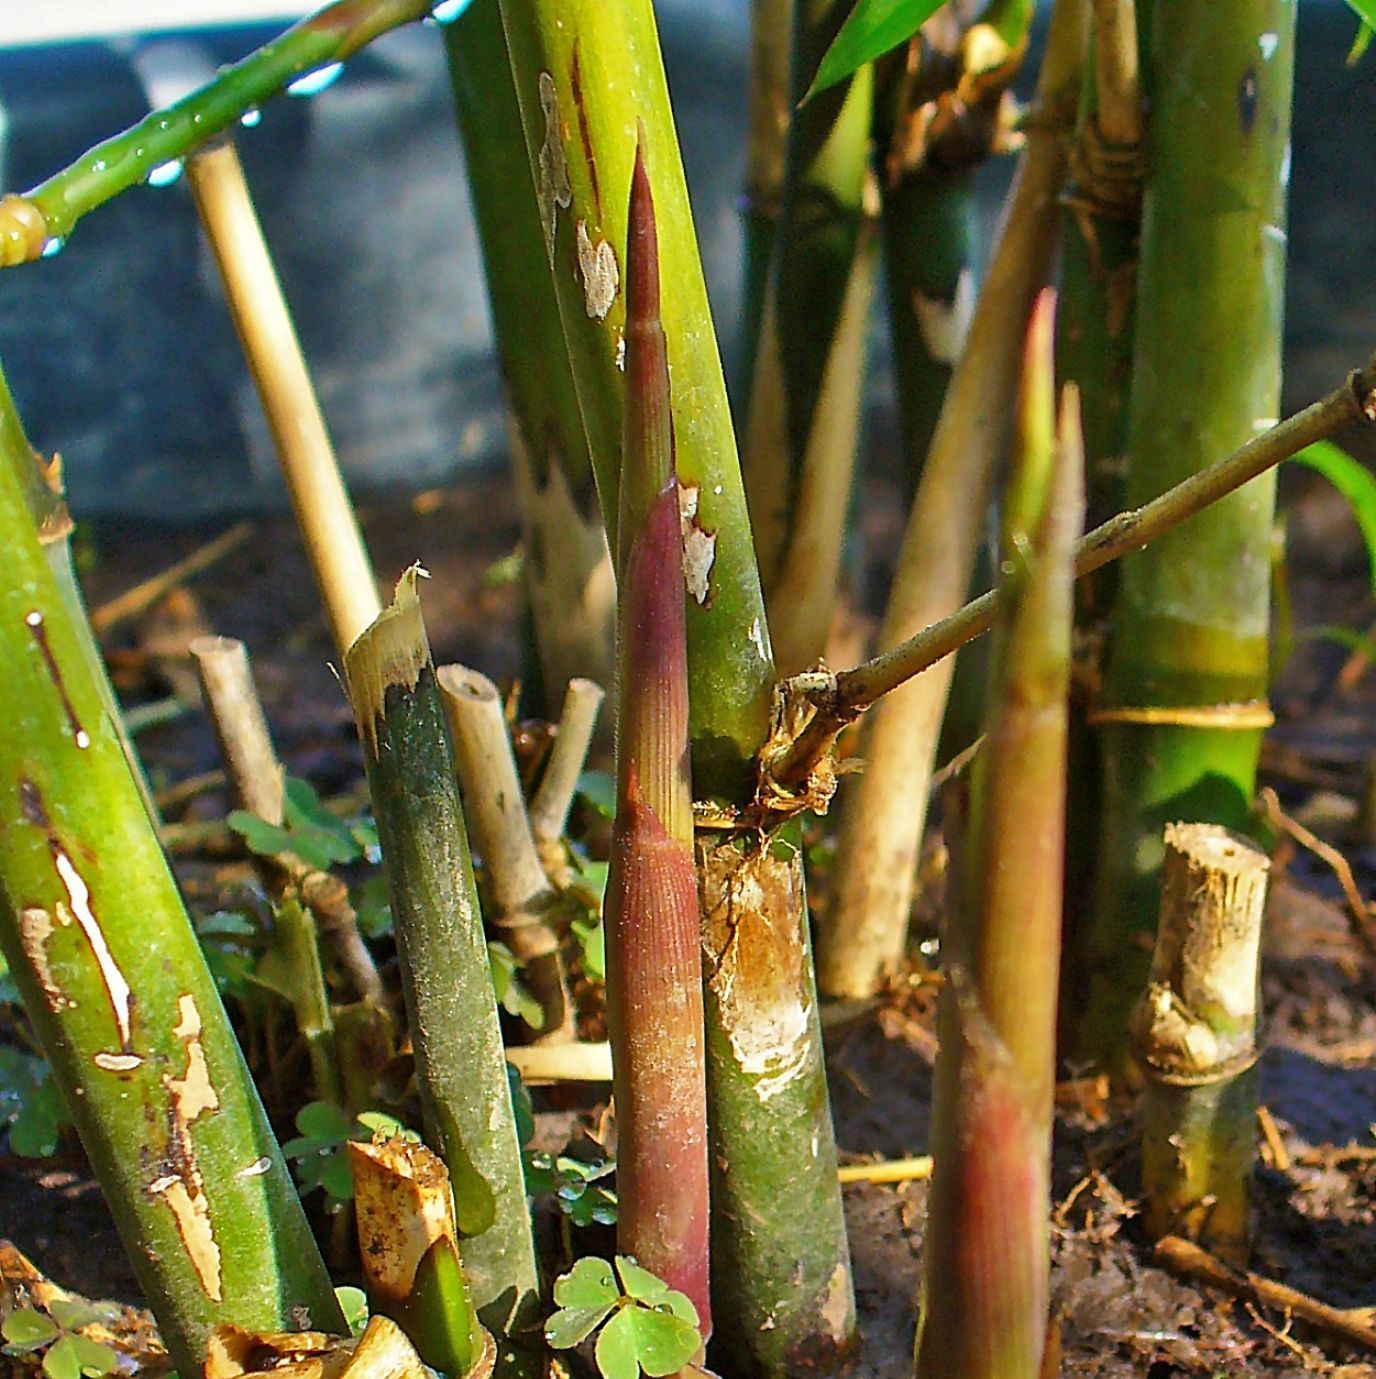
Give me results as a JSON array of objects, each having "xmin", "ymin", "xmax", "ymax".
[
  {"xmin": 915, "ymin": 293, "xmax": 1082, "ymax": 1379},
  {"xmin": 0, "ymin": 372, "xmax": 343, "ymax": 1377},
  {"xmin": 443, "ymin": 0, "xmax": 615, "ymax": 716},
  {"xmin": 1079, "ymin": 0, "xmax": 1295, "ymax": 1070},
  {"xmin": 743, "ymin": 0, "xmax": 877, "ymax": 676},
  {"xmin": 344, "ymin": 571, "xmax": 539, "ymax": 1343},
  {"xmin": 495, "ymin": 0, "xmax": 774, "ymax": 801},
  {"xmin": 495, "ymin": 6, "xmax": 855, "ymax": 1372},
  {"xmin": 0, "ymin": 0, "xmax": 446, "ymax": 265}
]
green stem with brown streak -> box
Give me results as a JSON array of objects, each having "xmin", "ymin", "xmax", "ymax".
[
  {"xmin": 916, "ymin": 293, "xmax": 1082, "ymax": 1379},
  {"xmin": 0, "ymin": 381, "xmax": 343, "ymax": 1377},
  {"xmin": 345, "ymin": 572, "xmax": 538, "ymax": 1342}
]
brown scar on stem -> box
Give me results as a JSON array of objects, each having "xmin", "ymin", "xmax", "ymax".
[
  {"xmin": 568, "ymin": 43, "xmax": 602, "ymax": 219},
  {"xmin": 25, "ymin": 611, "xmax": 91, "ymax": 749},
  {"xmin": 18, "ymin": 907, "xmax": 72, "ymax": 1012},
  {"xmin": 150, "ymin": 993, "xmax": 223, "ymax": 1302}
]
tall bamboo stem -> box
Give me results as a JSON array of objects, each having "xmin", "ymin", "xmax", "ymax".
[
  {"xmin": 187, "ymin": 139, "xmax": 380, "ymax": 659},
  {"xmin": 345, "ymin": 573, "xmax": 538, "ymax": 1339},
  {"xmin": 444, "ymin": 0, "xmax": 615, "ymax": 716},
  {"xmin": 0, "ymin": 417, "xmax": 342, "ymax": 1377},
  {"xmin": 1080, "ymin": 0, "xmax": 1295, "ymax": 1069},
  {"xmin": 818, "ymin": 0, "xmax": 1088, "ymax": 1000}
]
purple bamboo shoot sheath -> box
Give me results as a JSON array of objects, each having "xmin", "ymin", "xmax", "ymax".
[{"xmin": 603, "ymin": 146, "xmax": 711, "ymax": 1332}]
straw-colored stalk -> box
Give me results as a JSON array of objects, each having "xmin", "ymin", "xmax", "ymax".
[
  {"xmin": 818, "ymin": 0, "xmax": 1088, "ymax": 1000},
  {"xmin": 345, "ymin": 572, "xmax": 538, "ymax": 1337},
  {"xmin": 348, "ymin": 1135, "xmax": 493, "ymax": 1378},
  {"xmin": 438, "ymin": 662, "xmax": 573, "ymax": 1042},
  {"xmin": 529, "ymin": 676, "xmax": 606, "ymax": 881},
  {"xmin": 186, "ymin": 139, "xmax": 380, "ymax": 658},
  {"xmin": 1129, "ymin": 823, "xmax": 1268, "ymax": 1263},
  {"xmin": 916, "ymin": 294, "xmax": 1082, "ymax": 1379},
  {"xmin": 190, "ymin": 634, "xmax": 382, "ymax": 1007},
  {"xmin": 1082, "ymin": 0, "xmax": 1294, "ymax": 1069},
  {"xmin": 444, "ymin": 0, "xmax": 615, "ymax": 717},
  {"xmin": 744, "ymin": 0, "xmax": 877, "ymax": 676},
  {"xmin": 603, "ymin": 149, "xmax": 710, "ymax": 1330},
  {"xmin": 0, "ymin": 419, "xmax": 342, "ymax": 1377}
]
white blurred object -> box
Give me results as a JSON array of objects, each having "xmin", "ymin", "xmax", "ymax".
[{"xmin": 1, "ymin": 2, "xmax": 312, "ymax": 50}]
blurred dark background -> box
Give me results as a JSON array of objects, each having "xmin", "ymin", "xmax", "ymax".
[{"xmin": 0, "ymin": 0, "xmax": 1370, "ymax": 519}]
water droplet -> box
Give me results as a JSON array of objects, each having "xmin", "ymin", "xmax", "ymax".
[
  {"xmin": 41, "ymin": 237, "xmax": 65, "ymax": 259},
  {"xmin": 88, "ymin": 158, "xmax": 107, "ymax": 176},
  {"xmin": 240, "ymin": 107, "xmax": 263, "ymax": 128},
  {"xmin": 146, "ymin": 159, "xmax": 184, "ymax": 188},
  {"xmin": 430, "ymin": 0, "xmax": 473, "ymax": 22},
  {"xmin": 286, "ymin": 62, "xmax": 344, "ymax": 98}
]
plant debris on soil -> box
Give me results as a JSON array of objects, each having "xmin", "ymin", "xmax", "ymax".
[{"xmin": 2, "ymin": 471, "xmax": 1375, "ymax": 1379}]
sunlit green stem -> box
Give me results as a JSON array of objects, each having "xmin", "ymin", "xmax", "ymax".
[
  {"xmin": 1082, "ymin": 0, "xmax": 1295, "ymax": 1070},
  {"xmin": 345, "ymin": 572, "xmax": 538, "ymax": 1338},
  {"xmin": 0, "ymin": 0, "xmax": 440, "ymax": 265},
  {"xmin": 0, "ymin": 419, "xmax": 342, "ymax": 1377}
]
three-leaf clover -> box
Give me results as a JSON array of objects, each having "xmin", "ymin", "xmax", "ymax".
[
  {"xmin": 524, "ymin": 1151, "xmax": 617, "ymax": 1228},
  {"xmin": 489, "ymin": 943, "xmax": 546, "ymax": 1031},
  {"xmin": 545, "ymin": 1256, "xmax": 700, "ymax": 1379},
  {"xmin": 2, "ymin": 1303, "xmax": 120, "ymax": 1379},
  {"xmin": 228, "ymin": 775, "xmax": 370, "ymax": 872}
]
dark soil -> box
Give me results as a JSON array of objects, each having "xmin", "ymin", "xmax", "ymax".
[{"xmin": 3, "ymin": 472, "xmax": 1376, "ymax": 1378}]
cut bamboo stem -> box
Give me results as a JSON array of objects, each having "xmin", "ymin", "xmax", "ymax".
[
  {"xmin": 817, "ymin": 0, "xmax": 1088, "ymax": 999},
  {"xmin": 505, "ymin": 1041, "xmax": 611, "ymax": 1084},
  {"xmin": 767, "ymin": 354, "xmax": 1376, "ymax": 792},
  {"xmin": 1130, "ymin": 823, "xmax": 1269, "ymax": 1262},
  {"xmin": 186, "ymin": 139, "xmax": 380, "ymax": 658},
  {"xmin": 190, "ymin": 634, "xmax": 383, "ymax": 1006},
  {"xmin": 348, "ymin": 1135, "xmax": 489, "ymax": 1378},
  {"xmin": 0, "ymin": 420, "xmax": 343, "ymax": 1376},
  {"xmin": 438, "ymin": 663, "xmax": 574, "ymax": 1043},
  {"xmin": 345, "ymin": 571, "xmax": 538, "ymax": 1338},
  {"xmin": 0, "ymin": 0, "xmax": 440, "ymax": 265},
  {"xmin": 529, "ymin": 677, "xmax": 606, "ymax": 847}
]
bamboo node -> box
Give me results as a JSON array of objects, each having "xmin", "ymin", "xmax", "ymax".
[{"xmin": 1087, "ymin": 701, "xmax": 1274, "ymax": 729}]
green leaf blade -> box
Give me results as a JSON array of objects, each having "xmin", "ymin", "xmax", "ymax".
[
  {"xmin": 805, "ymin": 0, "xmax": 945, "ymax": 101},
  {"xmin": 1290, "ymin": 441, "xmax": 1376, "ymax": 593}
]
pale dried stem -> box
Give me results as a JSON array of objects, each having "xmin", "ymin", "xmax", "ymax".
[
  {"xmin": 529, "ymin": 676, "xmax": 606, "ymax": 846},
  {"xmin": 190, "ymin": 634, "xmax": 383, "ymax": 1006},
  {"xmin": 1091, "ymin": 0, "xmax": 1141, "ymax": 147},
  {"xmin": 504, "ymin": 1041, "xmax": 612, "ymax": 1083},
  {"xmin": 186, "ymin": 140, "xmax": 380, "ymax": 658},
  {"xmin": 438, "ymin": 664, "xmax": 574, "ymax": 1043}
]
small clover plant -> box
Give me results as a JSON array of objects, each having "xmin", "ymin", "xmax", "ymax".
[
  {"xmin": 227, "ymin": 775, "xmax": 374, "ymax": 872},
  {"xmin": 524, "ymin": 1151, "xmax": 617, "ymax": 1228},
  {"xmin": 0, "ymin": 1046, "xmax": 71, "ymax": 1158},
  {"xmin": 2, "ymin": 1302, "xmax": 120, "ymax": 1379},
  {"xmin": 545, "ymin": 1256, "xmax": 700, "ymax": 1379},
  {"xmin": 281, "ymin": 1101, "xmax": 419, "ymax": 1209},
  {"xmin": 488, "ymin": 942, "xmax": 545, "ymax": 1031}
]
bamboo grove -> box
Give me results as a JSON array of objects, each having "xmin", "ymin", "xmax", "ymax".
[{"xmin": 0, "ymin": 1, "xmax": 1373, "ymax": 1378}]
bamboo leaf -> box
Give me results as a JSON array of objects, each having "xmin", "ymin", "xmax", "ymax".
[
  {"xmin": 1290, "ymin": 441, "xmax": 1376, "ymax": 592},
  {"xmin": 1344, "ymin": 0, "xmax": 1376, "ymax": 31},
  {"xmin": 805, "ymin": 0, "xmax": 945, "ymax": 101}
]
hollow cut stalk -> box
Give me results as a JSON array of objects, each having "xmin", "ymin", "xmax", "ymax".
[
  {"xmin": 915, "ymin": 293, "xmax": 1081, "ymax": 1379},
  {"xmin": 0, "ymin": 0, "xmax": 441, "ymax": 265},
  {"xmin": 438, "ymin": 663, "xmax": 573, "ymax": 1043},
  {"xmin": 0, "ymin": 420, "xmax": 343, "ymax": 1376},
  {"xmin": 1129, "ymin": 823, "xmax": 1268, "ymax": 1263},
  {"xmin": 187, "ymin": 139, "xmax": 380, "ymax": 658},
  {"xmin": 344, "ymin": 572, "xmax": 538, "ymax": 1338},
  {"xmin": 818, "ymin": 0, "xmax": 1088, "ymax": 1000},
  {"xmin": 444, "ymin": 0, "xmax": 615, "ymax": 718},
  {"xmin": 1081, "ymin": 0, "xmax": 1295, "ymax": 1070},
  {"xmin": 348, "ymin": 1135, "xmax": 491, "ymax": 1378},
  {"xmin": 743, "ymin": 0, "xmax": 877, "ymax": 676},
  {"xmin": 529, "ymin": 678, "xmax": 605, "ymax": 850},
  {"xmin": 604, "ymin": 148, "xmax": 710, "ymax": 1329},
  {"xmin": 497, "ymin": 8, "xmax": 855, "ymax": 1370}
]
